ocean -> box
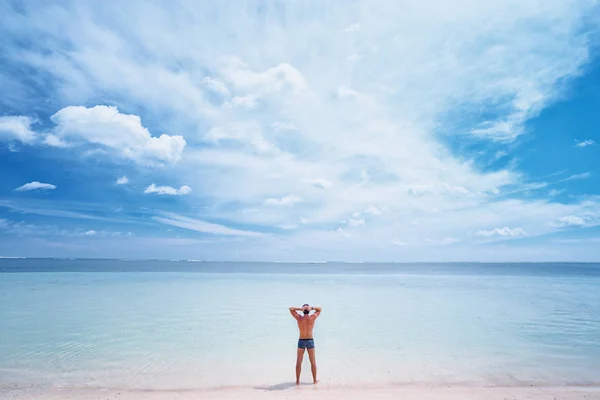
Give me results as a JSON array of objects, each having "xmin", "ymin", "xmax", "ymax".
[{"xmin": 1, "ymin": 259, "xmax": 599, "ymax": 390}]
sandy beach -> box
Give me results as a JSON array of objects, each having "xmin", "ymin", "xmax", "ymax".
[{"xmin": 2, "ymin": 385, "xmax": 600, "ymax": 400}]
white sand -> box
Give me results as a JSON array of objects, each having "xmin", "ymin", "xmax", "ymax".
[{"xmin": 2, "ymin": 385, "xmax": 600, "ymax": 400}]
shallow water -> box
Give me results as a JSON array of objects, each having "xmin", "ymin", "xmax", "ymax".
[{"xmin": 1, "ymin": 260, "xmax": 599, "ymax": 389}]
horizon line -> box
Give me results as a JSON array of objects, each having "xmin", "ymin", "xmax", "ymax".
[{"xmin": 1, "ymin": 257, "xmax": 599, "ymax": 264}]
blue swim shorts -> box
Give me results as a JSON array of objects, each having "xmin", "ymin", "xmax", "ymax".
[{"xmin": 298, "ymin": 338, "xmax": 315, "ymax": 349}]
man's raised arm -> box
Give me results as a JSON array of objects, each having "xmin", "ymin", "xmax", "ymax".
[
  {"xmin": 312, "ymin": 306, "xmax": 322, "ymax": 318},
  {"xmin": 289, "ymin": 306, "xmax": 302, "ymax": 319}
]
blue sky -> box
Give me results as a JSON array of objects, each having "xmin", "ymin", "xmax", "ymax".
[{"xmin": 1, "ymin": 0, "xmax": 600, "ymax": 261}]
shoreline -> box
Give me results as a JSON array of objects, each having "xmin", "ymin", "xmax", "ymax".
[{"xmin": 3, "ymin": 385, "xmax": 600, "ymax": 400}]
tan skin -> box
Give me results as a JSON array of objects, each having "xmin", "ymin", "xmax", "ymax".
[{"xmin": 289, "ymin": 305, "xmax": 322, "ymax": 385}]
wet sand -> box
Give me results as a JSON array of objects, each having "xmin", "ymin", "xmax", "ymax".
[{"xmin": 2, "ymin": 385, "xmax": 600, "ymax": 400}]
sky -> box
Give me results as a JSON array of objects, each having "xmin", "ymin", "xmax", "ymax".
[{"xmin": 1, "ymin": 0, "xmax": 600, "ymax": 262}]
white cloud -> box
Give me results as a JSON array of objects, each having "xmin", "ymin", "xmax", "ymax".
[
  {"xmin": 264, "ymin": 195, "xmax": 302, "ymax": 206},
  {"xmin": 470, "ymin": 120, "xmax": 521, "ymax": 142},
  {"xmin": 343, "ymin": 23, "xmax": 361, "ymax": 32},
  {"xmin": 469, "ymin": 83, "xmax": 558, "ymax": 141},
  {"xmin": 350, "ymin": 206, "xmax": 386, "ymax": 220},
  {"xmin": 564, "ymin": 172, "xmax": 591, "ymax": 181},
  {"xmin": 574, "ymin": 139, "xmax": 595, "ymax": 148},
  {"xmin": 153, "ymin": 212, "xmax": 262, "ymax": 237},
  {"xmin": 144, "ymin": 184, "xmax": 192, "ymax": 196},
  {"xmin": 0, "ymin": 220, "xmax": 128, "ymax": 238},
  {"xmin": 364, "ymin": 206, "xmax": 385, "ymax": 215},
  {"xmin": 348, "ymin": 218, "xmax": 366, "ymax": 227},
  {"xmin": 204, "ymin": 123, "xmax": 276, "ymax": 153},
  {"xmin": 0, "ymin": 199, "xmax": 119, "ymax": 221},
  {"xmin": 271, "ymin": 122, "xmax": 297, "ymax": 132},
  {"xmin": 0, "ymin": 116, "xmax": 37, "ymax": 143},
  {"xmin": 177, "ymin": 186, "xmax": 192, "ymax": 195},
  {"xmin": 223, "ymin": 61, "xmax": 307, "ymax": 94},
  {"xmin": 335, "ymin": 227, "xmax": 351, "ymax": 237},
  {"xmin": 116, "ymin": 176, "xmax": 129, "ymax": 185},
  {"xmin": 43, "ymin": 134, "xmax": 70, "ymax": 148},
  {"xmin": 230, "ymin": 94, "xmax": 258, "ymax": 108},
  {"xmin": 14, "ymin": 182, "xmax": 57, "ymax": 192},
  {"xmin": 549, "ymin": 215, "xmax": 588, "ymax": 228},
  {"xmin": 392, "ymin": 239, "xmax": 407, "ymax": 247},
  {"xmin": 49, "ymin": 106, "xmax": 186, "ymax": 165},
  {"xmin": 549, "ymin": 189, "xmax": 563, "ymax": 197},
  {"xmin": 337, "ymin": 86, "xmax": 362, "ymax": 99},
  {"xmin": 476, "ymin": 227, "xmax": 527, "ymax": 237},
  {"xmin": 406, "ymin": 186, "xmax": 432, "ymax": 197},
  {"xmin": 201, "ymin": 77, "xmax": 231, "ymax": 97}
]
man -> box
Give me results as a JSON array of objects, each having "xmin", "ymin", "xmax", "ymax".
[{"xmin": 289, "ymin": 304, "xmax": 322, "ymax": 385}]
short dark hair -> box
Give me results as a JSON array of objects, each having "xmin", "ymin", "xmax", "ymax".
[{"xmin": 302, "ymin": 303, "xmax": 310, "ymax": 307}]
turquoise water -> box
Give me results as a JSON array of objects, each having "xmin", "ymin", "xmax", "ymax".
[{"xmin": 1, "ymin": 260, "xmax": 600, "ymax": 389}]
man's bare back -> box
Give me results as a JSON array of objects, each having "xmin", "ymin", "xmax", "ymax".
[
  {"xmin": 289, "ymin": 304, "xmax": 322, "ymax": 385},
  {"xmin": 297, "ymin": 312, "xmax": 317, "ymax": 338}
]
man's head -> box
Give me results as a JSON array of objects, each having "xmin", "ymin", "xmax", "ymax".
[{"xmin": 302, "ymin": 304, "xmax": 310, "ymax": 314}]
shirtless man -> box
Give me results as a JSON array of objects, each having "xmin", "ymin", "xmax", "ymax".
[{"xmin": 289, "ymin": 304, "xmax": 322, "ymax": 385}]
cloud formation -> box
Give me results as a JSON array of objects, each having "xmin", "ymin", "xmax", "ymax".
[
  {"xmin": 223, "ymin": 61, "xmax": 307, "ymax": 94},
  {"xmin": 564, "ymin": 172, "xmax": 592, "ymax": 181},
  {"xmin": 264, "ymin": 195, "xmax": 302, "ymax": 206},
  {"xmin": 0, "ymin": 116, "xmax": 37, "ymax": 143},
  {"xmin": 549, "ymin": 215, "xmax": 590, "ymax": 228},
  {"xmin": 49, "ymin": 106, "xmax": 186, "ymax": 165},
  {"xmin": 574, "ymin": 139, "xmax": 595, "ymax": 148},
  {"xmin": 0, "ymin": 1, "xmax": 599, "ymax": 259},
  {"xmin": 153, "ymin": 213, "xmax": 262, "ymax": 237},
  {"xmin": 343, "ymin": 23, "xmax": 361, "ymax": 32},
  {"xmin": 2, "ymin": 106, "xmax": 187, "ymax": 165},
  {"xmin": 116, "ymin": 176, "xmax": 129, "ymax": 185},
  {"xmin": 476, "ymin": 227, "xmax": 527, "ymax": 237},
  {"xmin": 14, "ymin": 182, "xmax": 57, "ymax": 192},
  {"xmin": 144, "ymin": 184, "xmax": 192, "ymax": 196}
]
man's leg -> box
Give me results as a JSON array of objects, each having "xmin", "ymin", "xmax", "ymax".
[
  {"xmin": 307, "ymin": 348, "xmax": 317, "ymax": 384},
  {"xmin": 296, "ymin": 348, "xmax": 305, "ymax": 385}
]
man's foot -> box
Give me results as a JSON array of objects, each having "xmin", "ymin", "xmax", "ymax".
[
  {"xmin": 296, "ymin": 381, "xmax": 300, "ymax": 385},
  {"xmin": 313, "ymin": 380, "xmax": 318, "ymax": 384}
]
